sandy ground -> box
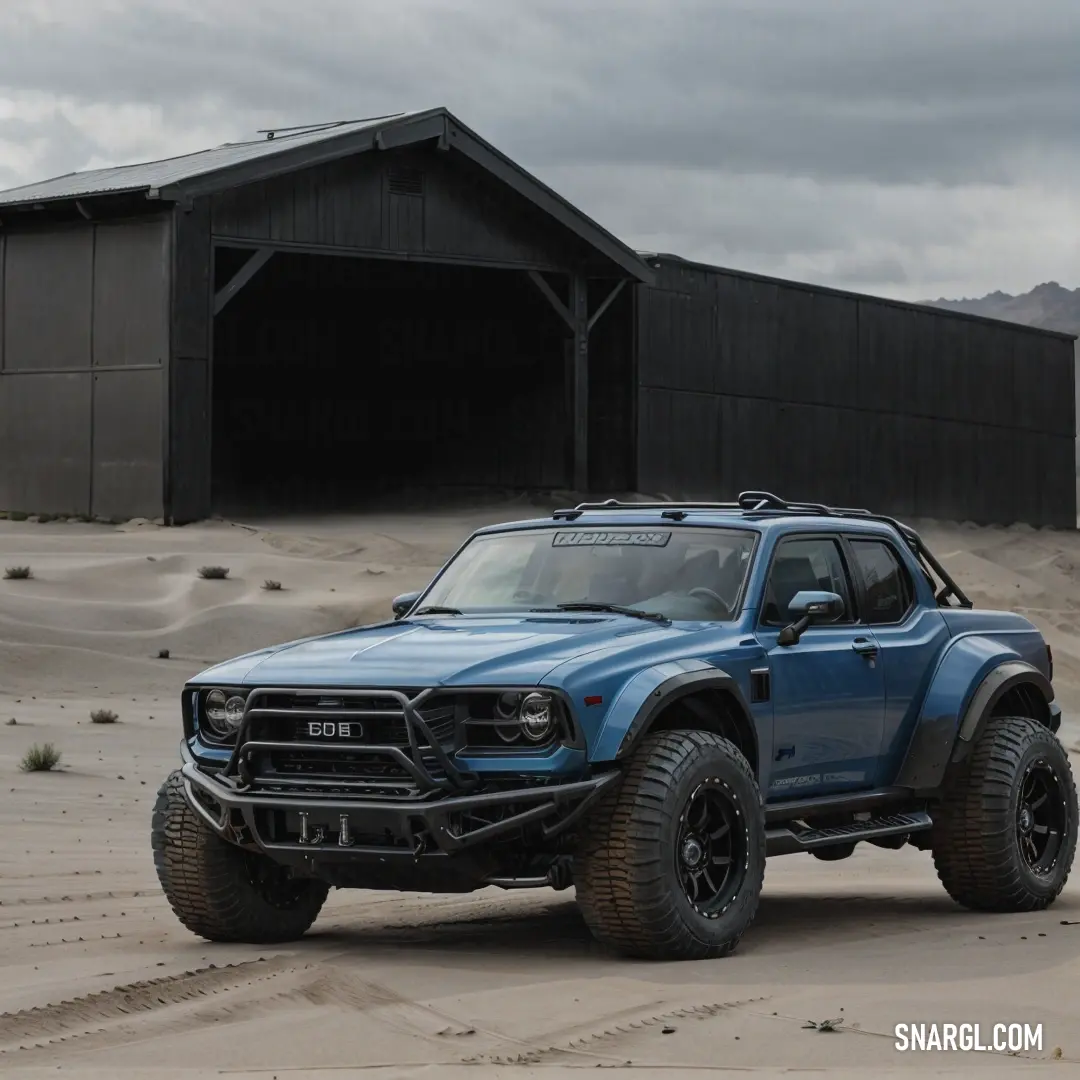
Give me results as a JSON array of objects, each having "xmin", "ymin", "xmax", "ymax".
[{"xmin": 1, "ymin": 497, "xmax": 1080, "ymax": 1079}]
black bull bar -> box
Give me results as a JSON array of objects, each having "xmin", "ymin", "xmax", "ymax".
[
  {"xmin": 180, "ymin": 758, "xmax": 619, "ymax": 860},
  {"xmin": 218, "ymin": 685, "xmax": 482, "ymax": 796}
]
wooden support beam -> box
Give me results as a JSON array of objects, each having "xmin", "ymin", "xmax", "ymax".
[
  {"xmin": 213, "ymin": 247, "xmax": 274, "ymax": 316},
  {"xmin": 587, "ymin": 280, "xmax": 626, "ymax": 332},
  {"xmin": 527, "ymin": 270, "xmax": 574, "ymax": 331},
  {"xmin": 529, "ymin": 270, "xmax": 629, "ymax": 491}
]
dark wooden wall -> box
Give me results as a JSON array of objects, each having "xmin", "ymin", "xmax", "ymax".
[
  {"xmin": 636, "ymin": 258, "xmax": 1077, "ymax": 527},
  {"xmin": 0, "ymin": 218, "xmax": 170, "ymax": 518},
  {"xmin": 208, "ymin": 147, "xmax": 596, "ymax": 272}
]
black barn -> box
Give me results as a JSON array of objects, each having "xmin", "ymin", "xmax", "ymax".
[
  {"xmin": 636, "ymin": 255, "xmax": 1077, "ymax": 528},
  {"xmin": 0, "ymin": 108, "xmax": 1075, "ymax": 527}
]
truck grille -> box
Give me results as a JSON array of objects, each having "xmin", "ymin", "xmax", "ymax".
[{"xmin": 235, "ymin": 688, "xmax": 461, "ymax": 800}]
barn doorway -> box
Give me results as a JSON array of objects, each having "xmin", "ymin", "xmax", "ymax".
[{"xmin": 210, "ymin": 250, "xmax": 577, "ymax": 515}]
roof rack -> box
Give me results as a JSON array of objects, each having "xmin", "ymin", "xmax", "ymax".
[{"xmin": 551, "ymin": 491, "xmax": 973, "ymax": 609}]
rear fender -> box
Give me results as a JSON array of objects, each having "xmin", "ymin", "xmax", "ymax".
[
  {"xmin": 894, "ymin": 635, "xmax": 1054, "ymax": 791},
  {"xmin": 589, "ymin": 659, "xmax": 762, "ymax": 783}
]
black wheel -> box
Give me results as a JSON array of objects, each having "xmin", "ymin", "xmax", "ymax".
[
  {"xmin": 931, "ymin": 715, "xmax": 1077, "ymax": 912},
  {"xmin": 151, "ymin": 771, "xmax": 329, "ymax": 943},
  {"xmin": 574, "ymin": 730, "xmax": 765, "ymax": 961}
]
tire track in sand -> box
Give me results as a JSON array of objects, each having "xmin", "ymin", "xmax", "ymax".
[
  {"xmin": 0, "ymin": 961, "xmax": 475, "ymax": 1064},
  {"xmin": 461, "ymin": 996, "xmax": 771, "ymax": 1066},
  {"xmin": 0, "ymin": 957, "xmax": 300, "ymax": 1056},
  {"xmin": 0, "ymin": 889, "xmax": 150, "ymax": 908}
]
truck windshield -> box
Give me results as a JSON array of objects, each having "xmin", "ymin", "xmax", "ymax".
[{"xmin": 418, "ymin": 526, "xmax": 757, "ymax": 621}]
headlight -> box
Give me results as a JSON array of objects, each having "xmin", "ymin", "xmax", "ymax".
[
  {"xmin": 486, "ymin": 690, "xmax": 558, "ymax": 745},
  {"xmin": 201, "ymin": 688, "xmax": 247, "ymax": 737},
  {"xmin": 494, "ymin": 692, "xmax": 523, "ymax": 743},
  {"xmin": 519, "ymin": 692, "xmax": 555, "ymax": 742},
  {"xmin": 205, "ymin": 689, "xmax": 227, "ymax": 725}
]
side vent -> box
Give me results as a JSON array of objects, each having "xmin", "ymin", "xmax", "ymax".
[
  {"xmin": 388, "ymin": 167, "xmax": 424, "ymax": 196},
  {"xmin": 750, "ymin": 668, "xmax": 771, "ymax": 704}
]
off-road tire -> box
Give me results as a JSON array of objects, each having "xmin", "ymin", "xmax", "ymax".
[
  {"xmin": 931, "ymin": 715, "xmax": 1077, "ymax": 912},
  {"xmin": 574, "ymin": 730, "xmax": 766, "ymax": 961},
  {"xmin": 151, "ymin": 770, "xmax": 329, "ymax": 943}
]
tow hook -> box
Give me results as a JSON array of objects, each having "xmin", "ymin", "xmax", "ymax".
[
  {"xmin": 298, "ymin": 811, "xmax": 325, "ymax": 846},
  {"xmin": 338, "ymin": 814, "xmax": 354, "ymax": 847}
]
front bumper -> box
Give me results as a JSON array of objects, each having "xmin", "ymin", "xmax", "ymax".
[{"xmin": 180, "ymin": 756, "xmax": 618, "ymax": 863}]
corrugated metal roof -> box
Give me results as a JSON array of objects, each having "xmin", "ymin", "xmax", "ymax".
[{"xmin": 0, "ymin": 111, "xmax": 422, "ymax": 207}]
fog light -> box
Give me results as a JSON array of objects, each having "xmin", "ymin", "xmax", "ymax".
[
  {"xmin": 224, "ymin": 695, "xmax": 246, "ymax": 729},
  {"xmin": 520, "ymin": 692, "xmax": 554, "ymax": 742}
]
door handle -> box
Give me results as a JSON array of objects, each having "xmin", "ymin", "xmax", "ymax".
[{"xmin": 852, "ymin": 637, "xmax": 878, "ymax": 658}]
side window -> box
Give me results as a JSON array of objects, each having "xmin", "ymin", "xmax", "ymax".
[
  {"xmin": 849, "ymin": 539, "xmax": 913, "ymax": 624},
  {"xmin": 762, "ymin": 537, "xmax": 852, "ymax": 626}
]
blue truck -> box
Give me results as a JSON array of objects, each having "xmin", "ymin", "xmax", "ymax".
[{"xmin": 152, "ymin": 492, "xmax": 1077, "ymax": 960}]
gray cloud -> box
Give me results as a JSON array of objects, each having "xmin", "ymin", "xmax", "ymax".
[
  {"xmin": 0, "ymin": 111, "xmax": 105, "ymax": 188},
  {"xmin": 1, "ymin": 0, "xmax": 1079, "ymax": 298}
]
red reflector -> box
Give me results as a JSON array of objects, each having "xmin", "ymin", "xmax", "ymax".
[{"xmin": 584, "ymin": 695, "xmax": 603, "ymax": 707}]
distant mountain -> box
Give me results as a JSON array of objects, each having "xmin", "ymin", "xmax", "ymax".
[{"xmin": 922, "ymin": 282, "xmax": 1080, "ymax": 337}]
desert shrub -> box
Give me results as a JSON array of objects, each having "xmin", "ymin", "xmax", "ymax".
[
  {"xmin": 263, "ymin": 579, "xmax": 283, "ymax": 591},
  {"xmin": 157, "ymin": 648, "xmax": 171, "ymax": 659},
  {"xmin": 20, "ymin": 743, "xmax": 61, "ymax": 772},
  {"xmin": 197, "ymin": 566, "xmax": 230, "ymax": 580},
  {"xmin": 90, "ymin": 708, "xmax": 118, "ymax": 724},
  {"xmin": 4, "ymin": 566, "xmax": 32, "ymax": 580}
]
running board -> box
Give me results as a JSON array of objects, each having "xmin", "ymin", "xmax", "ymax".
[{"xmin": 765, "ymin": 810, "xmax": 933, "ymax": 857}]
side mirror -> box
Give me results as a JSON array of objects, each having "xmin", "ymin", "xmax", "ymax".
[
  {"xmin": 789, "ymin": 590, "xmax": 844, "ymax": 621},
  {"xmin": 777, "ymin": 590, "xmax": 844, "ymax": 646},
  {"xmin": 391, "ymin": 590, "xmax": 422, "ymax": 619}
]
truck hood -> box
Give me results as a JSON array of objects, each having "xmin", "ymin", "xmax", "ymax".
[{"xmin": 191, "ymin": 613, "xmax": 698, "ymax": 689}]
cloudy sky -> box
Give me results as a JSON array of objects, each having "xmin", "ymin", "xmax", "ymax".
[{"xmin": 1, "ymin": 0, "xmax": 1078, "ymax": 302}]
